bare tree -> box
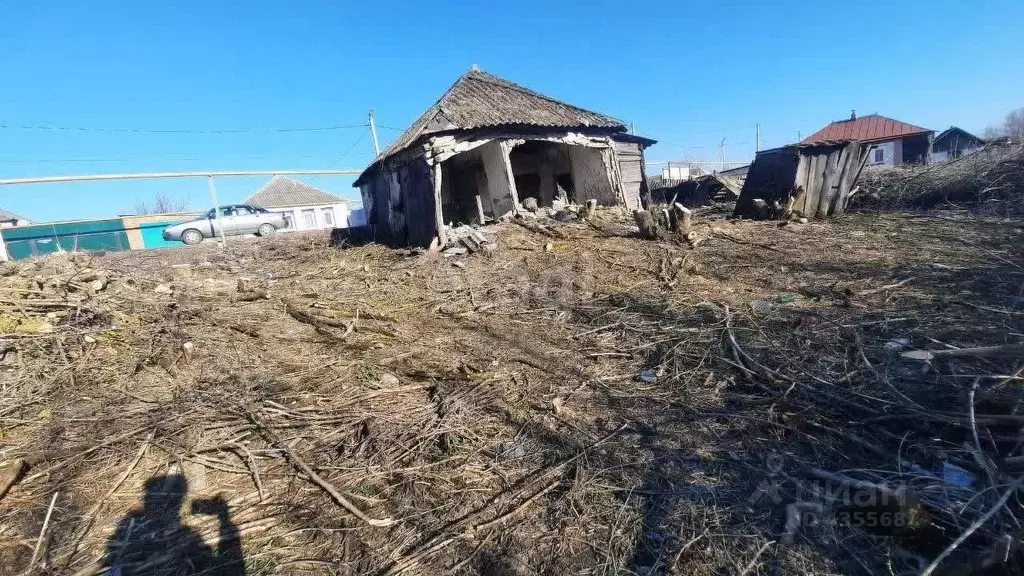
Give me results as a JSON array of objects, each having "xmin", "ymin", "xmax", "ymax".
[
  {"xmin": 982, "ymin": 107, "xmax": 1024, "ymax": 141},
  {"xmin": 1006, "ymin": 107, "xmax": 1024, "ymax": 140},
  {"xmin": 982, "ymin": 125, "xmax": 1005, "ymax": 140},
  {"xmin": 132, "ymin": 193, "xmax": 190, "ymax": 215}
]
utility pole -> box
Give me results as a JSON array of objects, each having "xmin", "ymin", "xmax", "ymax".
[
  {"xmin": 755, "ymin": 123, "xmax": 760, "ymax": 153},
  {"xmin": 207, "ymin": 176, "xmax": 228, "ymax": 248},
  {"xmin": 630, "ymin": 121, "xmax": 635, "ymax": 135},
  {"xmin": 368, "ymin": 109, "xmax": 381, "ymax": 157},
  {"xmin": 719, "ymin": 138, "xmax": 726, "ymax": 171}
]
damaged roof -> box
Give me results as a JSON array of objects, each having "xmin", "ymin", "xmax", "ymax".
[
  {"xmin": 802, "ymin": 114, "xmax": 932, "ymax": 144},
  {"xmin": 246, "ymin": 176, "xmax": 345, "ymax": 208},
  {"xmin": 356, "ymin": 67, "xmax": 631, "ymax": 185}
]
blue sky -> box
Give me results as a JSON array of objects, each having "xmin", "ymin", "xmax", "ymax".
[{"xmin": 1, "ymin": 0, "xmax": 1021, "ymax": 222}]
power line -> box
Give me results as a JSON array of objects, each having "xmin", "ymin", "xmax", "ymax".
[
  {"xmin": 0, "ymin": 122, "xmax": 369, "ymax": 134},
  {"xmin": 337, "ymin": 129, "xmax": 371, "ymax": 161},
  {"xmin": 0, "ymin": 170, "xmax": 362, "ymax": 186},
  {"xmin": 309, "ymin": 128, "xmax": 372, "ymax": 182},
  {"xmin": 376, "ymin": 125, "xmax": 407, "ymax": 132},
  {"xmin": 0, "ymin": 152, "xmax": 368, "ymax": 164}
]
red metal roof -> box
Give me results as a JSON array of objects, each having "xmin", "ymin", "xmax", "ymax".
[{"xmin": 801, "ymin": 114, "xmax": 931, "ymax": 144}]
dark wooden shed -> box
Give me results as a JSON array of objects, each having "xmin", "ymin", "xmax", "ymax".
[{"xmin": 733, "ymin": 140, "xmax": 871, "ymax": 219}]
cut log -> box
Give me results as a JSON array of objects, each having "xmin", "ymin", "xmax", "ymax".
[
  {"xmin": 671, "ymin": 203, "xmax": 692, "ymax": 234},
  {"xmin": 902, "ymin": 343, "xmax": 1024, "ymax": 362},
  {"xmin": 0, "ymin": 459, "xmax": 28, "ymax": 502},
  {"xmin": 633, "ymin": 209, "xmax": 666, "ymax": 241}
]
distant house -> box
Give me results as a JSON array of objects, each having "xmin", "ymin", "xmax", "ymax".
[
  {"xmin": 802, "ymin": 112, "xmax": 933, "ymax": 168},
  {"xmin": 932, "ymin": 126, "xmax": 985, "ymax": 162},
  {"xmin": 246, "ymin": 176, "xmax": 352, "ymax": 231},
  {"xmin": 0, "ymin": 209, "xmax": 31, "ymax": 228}
]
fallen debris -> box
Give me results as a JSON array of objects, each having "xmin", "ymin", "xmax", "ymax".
[
  {"xmin": 0, "ymin": 212, "xmax": 1021, "ymax": 576},
  {"xmin": 0, "ymin": 459, "xmax": 28, "ymax": 502}
]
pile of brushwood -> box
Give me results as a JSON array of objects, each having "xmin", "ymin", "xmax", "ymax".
[
  {"xmin": 856, "ymin": 144, "xmax": 1024, "ymax": 215},
  {"xmin": 0, "ymin": 210, "xmax": 1023, "ymax": 575}
]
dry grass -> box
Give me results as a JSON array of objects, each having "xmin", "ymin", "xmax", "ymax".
[
  {"xmin": 855, "ymin": 144, "xmax": 1024, "ymax": 215},
  {"xmin": 0, "ymin": 209, "xmax": 1022, "ymax": 575}
]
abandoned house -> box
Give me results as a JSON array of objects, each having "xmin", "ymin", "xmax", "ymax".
[
  {"xmin": 352, "ymin": 67, "xmax": 656, "ymax": 246},
  {"xmin": 931, "ymin": 126, "xmax": 985, "ymax": 162},
  {"xmin": 802, "ymin": 112, "xmax": 933, "ymax": 168}
]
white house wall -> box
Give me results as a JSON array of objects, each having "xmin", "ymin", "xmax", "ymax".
[{"xmin": 276, "ymin": 203, "xmax": 351, "ymax": 232}]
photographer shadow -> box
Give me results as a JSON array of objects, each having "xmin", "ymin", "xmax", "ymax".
[{"xmin": 104, "ymin": 472, "xmax": 245, "ymax": 576}]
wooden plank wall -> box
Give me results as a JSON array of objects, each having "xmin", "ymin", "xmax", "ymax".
[
  {"xmin": 737, "ymin": 141, "xmax": 865, "ymax": 219},
  {"xmin": 359, "ymin": 157, "xmax": 437, "ymax": 247},
  {"xmin": 613, "ymin": 140, "xmax": 645, "ymax": 209},
  {"xmin": 792, "ymin": 142, "xmax": 862, "ymax": 219}
]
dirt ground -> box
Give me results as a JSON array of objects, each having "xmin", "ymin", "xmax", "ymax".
[{"xmin": 1, "ymin": 208, "xmax": 1023, "ymax": 575}]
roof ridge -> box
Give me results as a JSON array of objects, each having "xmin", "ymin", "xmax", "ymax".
[
  {"xmin": 247, "ymin": 174, "xmax": 287, "ymax": 202},
  {"xmin": 356, "ymin": 68, "xmax": 632, "ymax": 185},
  {"xmin": 464, "ymin": 70, "xmax": 624, "ymax": 127},
  {"xmin": 246, "ymin": 175, "xmax": 344, "ymax": 206}
]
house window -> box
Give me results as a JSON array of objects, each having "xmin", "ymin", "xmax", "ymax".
[
  {"xmin": 322, "ymin": 208, "xmax": 334, "ymax": 227},
  {"xmin": 873, "ymin": 148, "xmax": 884, "ymax": 164},
  {"xmin": 283, "ymin": 213, "xmax": 294, "ymax": 229},
  {"xmin": 302, "ymin": 209, "xmax": 316, "ymax": 228}
]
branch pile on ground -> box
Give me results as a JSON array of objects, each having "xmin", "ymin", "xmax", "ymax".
[
  {"xmin": 856, "ymin": 144, "xmax": 1024, "ymax": 215},
  {"xmin": 0, "ymin": 212, "xmax": 1022, "ymax": 575}
]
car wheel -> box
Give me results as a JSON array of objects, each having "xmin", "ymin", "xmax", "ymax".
[
  {"xmin": 181, "ymin": 229, "xmax": 203, "ymax": 245},
  {"xmin": 257, "ymin": 224, "xmax": 277, "ymax": 237}
]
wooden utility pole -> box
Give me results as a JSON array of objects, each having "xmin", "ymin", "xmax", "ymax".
[{"xmin": 368, "ymin": 109, "xmax": 381, "ymax": 157}]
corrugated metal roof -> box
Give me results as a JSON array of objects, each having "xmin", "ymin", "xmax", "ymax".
[
  {"xmin": 246, "ymin": 176, "xmax": 345, "ymax": 208},
  {"xmin": 356, "ymin": 68, "xmax": 628, "ymax": 184},
  {"xmin": 802, "ymin": 114, "xmax": 931, "ymax": 144}
]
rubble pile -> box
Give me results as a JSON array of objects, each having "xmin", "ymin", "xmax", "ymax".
[{"xmin": 0, "ymin": 254, "xmax": 120, "ymax": 340}]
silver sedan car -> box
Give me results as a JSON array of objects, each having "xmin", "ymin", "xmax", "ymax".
[{"xmin": 163, "ymin": 204, "xmax": 288, "ymax": 245}]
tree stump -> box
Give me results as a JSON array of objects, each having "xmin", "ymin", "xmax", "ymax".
[
  {"xmin": 671, "ymin": 203, "xmax": 692, "ymax": 234},
  {"xmin": 633, "ymin": 209, "xmax": 666, "ymax": 241}
]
